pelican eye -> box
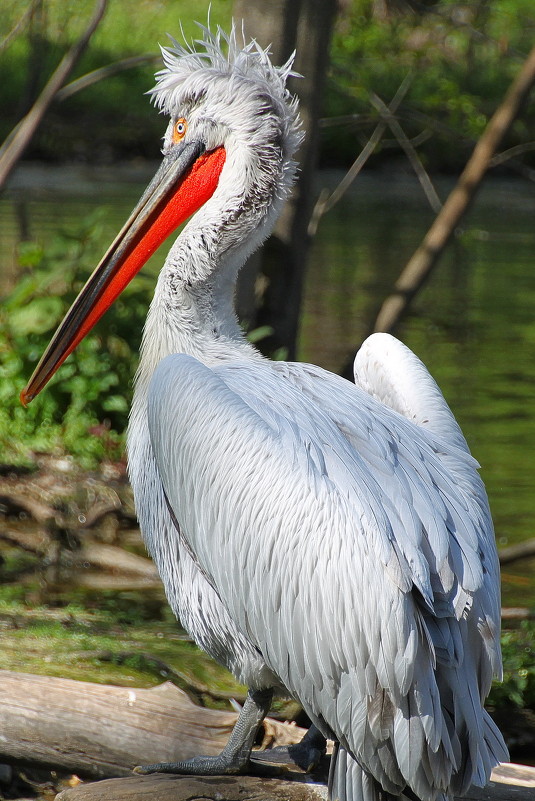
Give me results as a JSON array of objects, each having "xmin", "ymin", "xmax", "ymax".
[{"xmin": 172, "ymin": 118, "xmax": 187, "ymax": 143}]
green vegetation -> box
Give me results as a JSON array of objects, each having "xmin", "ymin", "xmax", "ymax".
[
  {"xmin": 0, "ymin": 213, "xmax": 147, "ymax": 467},
  {"xmin": 0, "ymin": 573, "xmax": 533, "ymax": 717},
  {"xmin": 0, "ymin": 588, "xmax": 245, "ymax": 701},
  {"xmin": 0, "ymin": 215, "xmax": 278, "ymax": 467},
  {"xmin": 1, "ymin": 1, "xmax": 533, "ymax": 167},
  {"xmin": 324, "ymin": 0, "xmax": 535, "ymax": 170},
  {"xmin": 323, "ymin": 0, "xmax": 535, "ymax": 170},
  {"xmin": 489, "ymin": 621, "xmax": 535, "ymax": 710},
  {"xmin": 0, "ymin": 1, "xmax": 233, "ymax": 163}
]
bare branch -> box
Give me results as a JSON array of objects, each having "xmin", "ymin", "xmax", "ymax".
[
  {"xmin": 0, "ymin": 0, "xmax": 108, "ymax": 191},
  {"xmin": 373, "ymin": 44, "xmax": 535, "ymax": 334},
  {"xmin": 308, "ymin": 73, "xmax": 412, "ymax": 237},
  {"xmin": 490, "ymin": 141, "xmax": 535, "ymax": 167},
  {"xmin": 0, "ymin": 0, "xmax": 37, "ymax": 53},
  {"xmin": 55, "ymin": 54, "xmax": 159, "ymax": 102},
  {"xmin": 369, "ymin": 92, "xmax": 442, "ymax": 214}
]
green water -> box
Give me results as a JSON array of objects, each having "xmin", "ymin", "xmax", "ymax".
[
  {"xmin": 2, "ymin": 165, "xmax": 534, "ymax": 609},
  {"xmin": 301, "ymin": 171, "xmax": 535, "ymax": 610}
]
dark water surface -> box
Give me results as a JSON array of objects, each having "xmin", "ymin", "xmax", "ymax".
[{"xmin": 2, "ymin": 164, "xmax": 534, "ymax": 609}]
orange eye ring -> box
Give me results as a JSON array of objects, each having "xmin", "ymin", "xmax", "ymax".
[{"xmin": 172, "ymin": 118, "xmax": 187, "ymax": 144}]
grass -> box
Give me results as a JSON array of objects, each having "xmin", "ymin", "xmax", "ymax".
[
  {"xmin": 1, "ymin": 569, "xmax": 534, "ymax": 715},
  {"xmin": 0, "ymin": 591, "xmax": 246, "ymax": 704}
]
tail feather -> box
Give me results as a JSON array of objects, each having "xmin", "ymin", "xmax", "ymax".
[
  {"xmin": 327, "ymin": 717, "xmax": 507, "ymax": 801},
  {"xmin": 329, "ymin": 744, "xmax": 422, "ymax": 801},
  {"xmin": 329, "ymin": 744, "xmax": 380, "ymax": 801}
]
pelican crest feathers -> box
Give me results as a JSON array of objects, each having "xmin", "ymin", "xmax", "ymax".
[{"xmin": 150, "ymin": 23, "xmax": 302, "ymax": 165}]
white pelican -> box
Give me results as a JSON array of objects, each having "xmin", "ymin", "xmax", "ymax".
[{"xmin": 22, "ymin": 24, "xmax": 507, "ymax": 801}]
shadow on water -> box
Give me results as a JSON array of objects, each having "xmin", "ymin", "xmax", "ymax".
[{"xmin": 1, "ymin": 164, "xmax": 534, "ymax": 610}]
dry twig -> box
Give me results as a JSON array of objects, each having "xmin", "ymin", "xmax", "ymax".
[
  {"xmin": 373, "ymin": 44, "xmax": 535, "ymax": 334},
  {"xmin": 0, "ymin": 0, "xmax": 108, "ymax": 190}
]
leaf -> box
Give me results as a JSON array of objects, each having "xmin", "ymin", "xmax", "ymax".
[{"xmin": 9, "ymin": 297, "xmax": 64, "ymax": 335}]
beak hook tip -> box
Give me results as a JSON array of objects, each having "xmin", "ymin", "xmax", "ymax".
[{"xmin": 20, "ymin": 387, "xmax": 32, "ymax": 407}]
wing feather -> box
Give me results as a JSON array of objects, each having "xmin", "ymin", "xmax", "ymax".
[{"xmin": 147, "ymin": 351, "xmax": 506, "ymax": 799}]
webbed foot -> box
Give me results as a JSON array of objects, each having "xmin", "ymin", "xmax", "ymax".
[
  {"xmin": 251, "ymin": 724, "xmax": 327, "ymax": 772},
  {"xmin": 134, "ymin": 687, "xmax": 273, "ymax": 777}
]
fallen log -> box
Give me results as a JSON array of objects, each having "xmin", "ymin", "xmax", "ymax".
[
  {"xmin": 76, "ymin": 542, "xmax": 158, "ymax": 578},
  {"xmin": 55, "ymin": 773, "xmax": 329, "ymax": 800},
  {"xmin": 0, "ymin": 671, "xmax": 305, "ymax": 779},
  {"xmin": 499, "ymin": 539, "xmax": 535, "ymax": 566},
  {"xmin": 54, "ymin": 765, "xmax": 535, "ymax": 801},
  {"xmin": 0, "ymin": 671, "xmax": 533, "ymax": 801}
]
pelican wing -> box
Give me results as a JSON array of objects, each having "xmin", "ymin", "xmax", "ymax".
[
  {"xmin": 353, "ymin": 333, "xmax": 469, "ymax": 452},
  {"xmin": 147, "ymin": 352, "xmax": 505, "ymax": 797}
]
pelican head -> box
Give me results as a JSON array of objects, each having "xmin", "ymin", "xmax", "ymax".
[
  {"xmin": 21, "ymin": 23, "xmax": 301, "ymax": 405},
  {"xmin": 153, "ymin": 25, "xmax": 301, "ymax": 184}
]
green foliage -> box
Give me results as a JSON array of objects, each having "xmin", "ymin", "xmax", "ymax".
[
  {"xmin": 0, "ymin": 218, "xmax": 283, "ymax": 468},
  {"xmin": 0, "ymin": 593, "xmax": 245, "ymax": 696},
  {"xmin": 325, "ymin": 0, "xmax": 535, "ymax": 170},
  {"xmin": 0, "ymin": 0, "xmax": 232, "ymax": 161},
  {"xmin": 488, "ymin": 621, "xmax": 535, "ymax": 710},
  {"xmin": 0, "ymin": 212, "xmax": 152, "ymax": 467},
  {"xmin": 2, "ymin": 1, "xmax": 534, "ymax": 168}
]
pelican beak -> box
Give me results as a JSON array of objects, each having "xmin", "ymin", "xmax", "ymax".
[{"xmin": 21, "ymin": 142, "xmax": 226, "ymax": 406}]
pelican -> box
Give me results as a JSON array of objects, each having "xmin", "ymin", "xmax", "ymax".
[{"xmin": 22, "ymin": 24, "xmax": 507, "ymax": 801}]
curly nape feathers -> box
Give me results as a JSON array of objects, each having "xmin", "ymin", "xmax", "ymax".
[{"xmin": 149, "ymin": 23, "xmax": 301, "ymax": 154}]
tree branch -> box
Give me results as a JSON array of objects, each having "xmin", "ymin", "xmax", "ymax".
[
  {"xmin": 373, "ymin": 44, "xmax": 535, "ymax": 334},
  {"xmin": 0, "ymin": 0, "xmax": 37, "ymax": 53},
  {"xmin": 55, "ymin": 54, "xmax": 158, "ymax": 102},
  {"xmin": 0, "ymin": 0, "xmax": 108, "ymax": 191},
  {"xmin": 369, "ymin": 92, "xmax": 442, "ymax": 214},
  {"xmin": 308, "ymin": 74, "xmax": 412, "ymax": 237}
]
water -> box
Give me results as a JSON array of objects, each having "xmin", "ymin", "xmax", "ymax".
[{"xmin": 2, "ymin": 164, "xmax": 534, "ymax": 609}]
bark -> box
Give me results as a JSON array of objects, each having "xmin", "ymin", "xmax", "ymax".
[
  {"xmin": 0, "ymin": 671, "xmax": 305, "ymax": 779},
  {"xmin": 499, "ymin": 538, "xmax": 535, "ymax": 566},
  {"xmin": 55, "ymin": 764, "xmax": 535, "ymax": 801},
  {"xmin": 0, "ymin": 0, "xmax": 108, "ymax": 191},
  {"xmin": 373, "ymin": 44, "xmax": 535, "ymax": 335},
  {"xmin": 233, "ymin": 0, "xmax": 338, "ymax": 358},
  {"xmin": 55, "ymin": 773, "xmax": 328, "ymax": 801}
]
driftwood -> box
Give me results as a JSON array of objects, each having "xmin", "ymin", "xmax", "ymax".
[
  {"xmin": 55, "ymin": 774, "xmax": 329, "ymax": 800},
  {"xmin": 53, "ymin": 767, "xmax": 535, "ymax": 801},
  {"xmin": 0, "ymin": 671, "xmax": 305, "ymax": 779},
  {"xmin": 0, "ymin": 671, "xmax": 533, "ymax": 801}
]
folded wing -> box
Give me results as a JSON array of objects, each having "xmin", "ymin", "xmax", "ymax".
[{"xmin": 147, "ymin": 348, "xmax": 506, "ymax": 799}]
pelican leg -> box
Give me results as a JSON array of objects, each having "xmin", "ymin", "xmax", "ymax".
[
  {"xmin": 250, "ymin": 723, "xmax": 327, "ymax": 771},
  {"xmin": 134, "ymin": 687, "xmax": 273, "ymax": 776}
]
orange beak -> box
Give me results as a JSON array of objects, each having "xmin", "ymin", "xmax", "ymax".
[{"xmin": 21, "ymin": 141, "xmax": 226, "ymax": 406}]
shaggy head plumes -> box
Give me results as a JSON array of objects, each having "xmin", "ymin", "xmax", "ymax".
[{"xmin": 149, "ymin": 23, "xmax": 302, "ymax": 166}]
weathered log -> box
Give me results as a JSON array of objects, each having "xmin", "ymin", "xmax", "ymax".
[
  {"xmin": 2, "ymin": 671, "xmax": 534, "ymax": 801},
  {"xmin": 0, "ymin": 671, "xmax": 305, "ymax": 779},
  {"xmin": 54, "ymin": 765, "xmax": 535, "ymax": 801},
  {"xmin": 76, "ymin": 542, "xmax": 158, "ymax": 578},
  {"xmin": 55, "ymin": 773, "xmax": 329, "ymax": 800},
  {"xmin": 499, "ymin": 539, "xmax": 535, "ymax": 566}
]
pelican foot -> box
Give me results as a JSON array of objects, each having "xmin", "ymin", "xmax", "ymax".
[
  {"xmin": 134, "ymin": 687, "xmax": 273, "ymax": 778},
  {"xmin": 133, "ymin": 753, "xmax": 250, "ymax": 776},
  {"xmin": 251, "ymin": 725, "xmax": 327, "ymax": 772}
]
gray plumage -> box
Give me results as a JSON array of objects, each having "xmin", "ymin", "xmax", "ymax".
[{"xmin": 122, "ymin": 24, "xmax": 508, "ymax": 801}]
